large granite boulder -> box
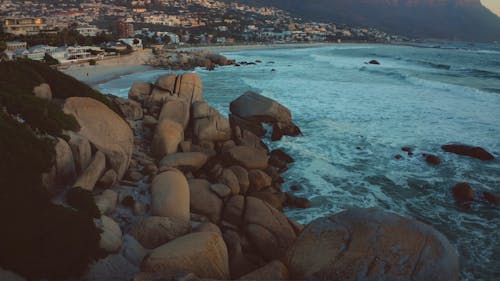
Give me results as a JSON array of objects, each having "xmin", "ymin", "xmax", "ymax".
[
  {"xmin": 141, "ymin": 232, "xmax": 230, "ymax": 280},
  {"xmin": 285, "ymin": 208, "xmax": 460, "ymax": 281},
  {"xmin": 63, "ymin": 97, "xmax": 133, "ymax": 179},
  {"xmin": 129, "ymin": 81, "xmax": 152, "ymax": 103},
  {"xmin": 151, "ymin": 119, "xmax": 184, "ymax": 159},
  {"xmin": 151, "ymin": 169, "xmax": 190, "ymax": 225},
  {"xmin": 191, "ymin": 101, "xmax": 231, "ymax": 142},
  {"xmin": 129, "ymin": 216, "xmax": 190, "ymax": 249},
  {"xmin": 155, "ymin": 73, "xmax": 204, "ymax": 104},
  {"xmin": 230, "ymin": 92, "xmax": 292, "ymax": 124},
  {"xmin": 157, "ymin": 97, "xmax": 190, "ymax": 129},
  {"xmin": 442, "ymin": 144, "xmax": 494, "ymax": 161},
  {"xmin": 244, "ymin": 197, "xmax": 296, "ymax": 261},
  {"xmin": 188, "ymin": 179, "xmax": 223, "ymax": 223},
  {"xmin": 229, "ymin": 92, "xmax": 301, "ymax": 141},
  {"xmin": 53, "ymin": 137, "xmax": 76, "ymax": 187},
  {"xmin": 224, "ymin": 146, "xmax": 269, "ymax": 170}
]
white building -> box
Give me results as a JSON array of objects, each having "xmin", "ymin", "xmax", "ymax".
[{"xmin": 76, "ymin": 25, "xmax": 101, "ymax": 37}]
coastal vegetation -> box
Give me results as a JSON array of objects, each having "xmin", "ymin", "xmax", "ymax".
[{"xmin": 0, "ymin": 61, "xmax": 121, "ymax": 280}]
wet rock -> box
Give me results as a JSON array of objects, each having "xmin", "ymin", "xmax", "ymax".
[
  {"xmin": 229, "ymin": 114, "xmax": 266, "ymax": 137},
  {"xmin": 368, "ymin": 60, "xmax": 380, "ymax": 65},
  {"xmin": 285, "ymin": 193, "xmax": 311, "ymax": 209},
  {"xmin": 442, "ymin": 144, "xmax": 494, "ymax": 161},
  {"xmin": 424, "ymin": 153, "xmax": 441, "ymax": 165},
  {"xmin": 270, "ymin": 149, "xmax": 294, "ymax": 163},
  {"xmin": 452, "ymin": 182, "xmax": 474, "ymax": 202},
  {"xmin": 483, "ymin": 191, "xmax": 499, "ymax": 205},
  {"xmin": 394, "ymin": 154, "xmax": 403, "ymax": 160},
  {"xmin": 286, "ymin": 208, "xmax": 460, "ymax": 281}
]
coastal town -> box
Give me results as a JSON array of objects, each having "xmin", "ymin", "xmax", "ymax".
[{"xmin": 0, "ymin": 0, "xmax": 406, "ymax": 65}]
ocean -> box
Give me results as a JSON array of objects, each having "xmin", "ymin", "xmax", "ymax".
[{"xmin": 96, "ymin": 43, "xmax": 500, "ymax": 280}]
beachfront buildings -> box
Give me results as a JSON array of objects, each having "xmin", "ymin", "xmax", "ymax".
[
  {"xmin": 76, "ymin": 25, "xmax": 101, "ymax": 37},
  {"xmin": 117, "ymin": 21, "xmax": 135, "ymax": 38},
  {"xmin": 2, "ymin": 17, "xmax": 47, "ymax": 35}
]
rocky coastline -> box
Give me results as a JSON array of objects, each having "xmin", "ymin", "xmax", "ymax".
[
  {"xmin": 2, "ymin": 64, "xmax": 480, "ymax": 281},
  {"xmin": 147, "ymin": 48, "xmax": 235, "ymax": 70}
]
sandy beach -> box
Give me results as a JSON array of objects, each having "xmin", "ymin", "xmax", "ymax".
[{"xmin": 61, "ymin": 49, "xmax": 155, "ymax": 85}]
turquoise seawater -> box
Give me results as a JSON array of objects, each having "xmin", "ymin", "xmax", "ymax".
[{"xmin": 96, "ymin": 43, "xmax": 500, "ymax": 280}]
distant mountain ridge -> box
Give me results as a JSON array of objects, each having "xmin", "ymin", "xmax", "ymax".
[{"xmin": 228, "ymin": 0, "xmax": 500, "ymax": 42}]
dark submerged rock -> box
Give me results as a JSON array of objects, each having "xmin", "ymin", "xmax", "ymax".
[
  {"xmin": 442, "ymin": 144, "xmax": 494, "ymax": 161},
  {"xmin": 452, "ymin": 182, "xmax": 474, "ymax": 202}
]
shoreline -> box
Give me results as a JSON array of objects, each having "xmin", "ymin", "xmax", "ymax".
[{"xmin": 63, "ymin": 42, "xmax": 380, "ymax": 86}]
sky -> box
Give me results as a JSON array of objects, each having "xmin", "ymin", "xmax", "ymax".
[{"xmin": 481, "ymin": 0, "xmax": 500, "ymax": 16}]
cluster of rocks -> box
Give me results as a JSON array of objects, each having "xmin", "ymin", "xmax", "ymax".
[
  {"xmin": 8, "ymin": 72, "xmax": 464, "ymax": 281},
  {"xmin": 393, "ymin": 145, "xmax": 498, "ymax": 207},
  {"xmin": 148, "ymin": 49, "xmax": 235, "ymax": 70}
]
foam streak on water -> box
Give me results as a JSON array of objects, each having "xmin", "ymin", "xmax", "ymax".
[{"xmin": 96, "ymin": 44, "xmax": 500, "ymax": 280}]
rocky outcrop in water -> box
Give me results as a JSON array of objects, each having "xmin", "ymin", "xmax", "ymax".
[
  {"xmin": 148, "ymin": 49, "xmax": 235, "ymax": 70},
  {"xmin": 442, "ymin": 144, "xmax": 495, "ymax": 161}
]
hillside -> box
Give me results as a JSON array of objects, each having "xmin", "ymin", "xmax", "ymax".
[{"xmin": 229, "ymin": 0, "xmax": 500, "ymax": 42}]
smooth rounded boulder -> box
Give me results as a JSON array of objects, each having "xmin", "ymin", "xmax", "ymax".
[
  {"xmin": 151, "ymin": 119, "xmax": 184, "ymax": 159},
  {"xmin": 230, "ymin": 91, "xmax": 292, "ymax": 124},
  {"xmin": 141, "ymin": 232, "xmax": 230, "ymax": 280},
  {"xmin": 151, "ymin": 169, "xmax": 190, "ymax": 225},
  {"xmin": 244, "ymin": 197, "xmax": 296, "ymax": 261},
  {"xmin": 286, "ymin": 208, "xmax": 460, "ymax": 281},
  {"xmin": 63, "ymin": 97, "xmax": 133, "ymax": 179},
  {"xmin": 129, "ymin": 81, "xmax": 152, "ymax": 102}
]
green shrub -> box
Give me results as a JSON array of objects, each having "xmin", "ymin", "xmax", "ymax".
[
  {"xmin": 0, "ymin": 60, "xmax": 121, "ymax": 115},
  {"xmin": 0, "ymin": 112, "xmax": 101, "ymax": 280},
  {"xmin": 89, "ymin": 59, "xmax": 97, "ymax": 66},
  {"xmin": 66, "ymin": 187, "xmax": 101, "ymax": 219}
]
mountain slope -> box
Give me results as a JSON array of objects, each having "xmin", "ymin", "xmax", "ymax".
[{"xmin": 230, "ymin": 0, "xmax": 500, "ymax": 41}]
